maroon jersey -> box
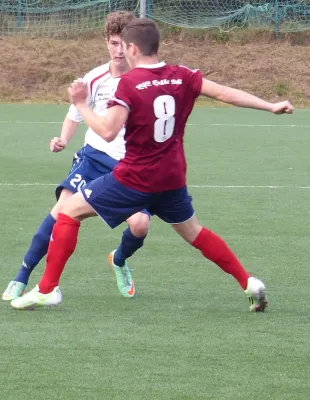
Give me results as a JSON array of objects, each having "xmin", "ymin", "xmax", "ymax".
[{"xmin": 111, "ymin": 62, "xmax": 203, "ymax": 192}]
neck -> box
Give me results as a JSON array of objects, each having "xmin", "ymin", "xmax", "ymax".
[
  {"xmin": 109, "ymin": 62, "xmax": 129, "ymax": 78},
  {"xmin": 135, "ymin": 55, "xmax": 159, "ymax": 67}
]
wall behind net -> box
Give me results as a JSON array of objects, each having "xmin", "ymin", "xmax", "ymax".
[{"xmin": 1, "ymin": 0, "xmax": 310, "ymax": 37}]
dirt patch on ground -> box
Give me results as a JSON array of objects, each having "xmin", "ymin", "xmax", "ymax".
[{"xmin": 1, "ymin": 34, "xmax": 309, "ymax": 106}]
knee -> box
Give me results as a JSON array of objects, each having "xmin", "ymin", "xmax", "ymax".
[
  {"xmin": 128, "ymin": 213, "xmax": 150, "ymax": 238},
  {"xmin": 56, "ymin": 199, "xmax": 70, "ymax": 216},
  {"xmin": 53, "ymin": 192, "xmax": 91, "ymax": 221},
  {"xmin": 51, "ymin": 189, "xmax": 73, "ymax": 218}
]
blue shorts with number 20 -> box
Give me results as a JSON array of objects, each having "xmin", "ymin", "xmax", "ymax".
[{"xmin": 55, "ymin": 144, "xmax": 118, "ymax": 200}]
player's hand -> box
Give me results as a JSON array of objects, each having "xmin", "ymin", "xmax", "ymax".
[
  {"xmin": 50, "ymin": 137, "xmax": 67, "ymax": 152},
  {"xmin": 68, "ymin": 79, "xmax": 88, "ymax": 106},
  {"xmin": 271, "ymin": 101, "xmax": 294, "ymax": 115}
]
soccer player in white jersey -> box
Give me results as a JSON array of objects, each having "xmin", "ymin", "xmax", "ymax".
[{"xmin": 2, "ymin": 11, "xmax": 148, "ymax": 301}]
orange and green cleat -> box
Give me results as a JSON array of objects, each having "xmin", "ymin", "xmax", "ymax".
[
  {"xmin": 108, "ymin": 250, "xmax": 135, "ymax": 298},
  {"xmin": 2, "ymin": 281, "xmax": 26, "ymax": 301}
]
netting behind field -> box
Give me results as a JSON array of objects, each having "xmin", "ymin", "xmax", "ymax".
[
  {"xmin": 0, "ymin": 0, "xmax": 139, "ymax": 36},
  {"xmin": 148, "ymin": 0, "xmax": 310, "ymax": 32},
  {"xmin": 0, "ymin": 0, "xmax": 310, "ymax": 36}
]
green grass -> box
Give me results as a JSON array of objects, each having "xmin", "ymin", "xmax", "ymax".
[{"xmin": 0, "ymin": 105, "xmax": 310, "ymax": 400}]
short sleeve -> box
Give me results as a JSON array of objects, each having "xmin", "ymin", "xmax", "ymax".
[
  {"xmin": 108, "ymin": 77, "xmax": 132, "ymax": 111},
  {"xmin": 180, "ymin": 66, "xmax": 203, "ymax": 99},
  {"xmin": 67, "ymin": 72, "xmax": 93, "ymax": 122},
  {"xmin": 67, "ymin": 104, "xmax": 83, "ymax": 122}
]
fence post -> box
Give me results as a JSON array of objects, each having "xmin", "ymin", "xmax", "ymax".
[
  {"xmin": 147, "ymin": 0, "xmax": 152, "ymax": 18},
  {"xmin": 17, "ymin": 0, "xmax": 23, "ymax": 31},
  {"xmin": 140, "ymin": 0, "xmax": 146, "ymax": 18},
  {"xmin": 275, "ymin": 0, "xmax": 280, "ymax": 40}
]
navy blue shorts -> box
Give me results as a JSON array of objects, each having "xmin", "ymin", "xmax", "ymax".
[
  {"xmin": 56, "ymin": 144, "xmax": 118, "ymax": 200},
  {"xmin": 80, "ymin": 173, "xmax": 194, "ymax": 228}
]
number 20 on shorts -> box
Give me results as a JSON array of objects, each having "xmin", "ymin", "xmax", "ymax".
[{"xmin": 70, "ymin": 173, "xmax": 86, "ymax": 192}]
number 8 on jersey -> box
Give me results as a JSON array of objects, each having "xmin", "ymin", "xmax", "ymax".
[{"xmin": 153, "ymin": 95, "xmax": 176, "ymax": 143}]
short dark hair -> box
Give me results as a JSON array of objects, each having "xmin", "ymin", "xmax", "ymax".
[
  {"xmin": 121, "ymin": 18, "xmax": 160, "ymax": 56},
  {"xmin": 104, "ymin": 11, "xmax": 136, "ymax": 40}
]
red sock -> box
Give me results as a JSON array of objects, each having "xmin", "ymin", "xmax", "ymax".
[
  {"xmin": 39, "ymin": 213, "xmax": 80, "ymax": 294},
  {"xmin": 191, "ymin": 227, "xmax": 250, "ymax": 290}
]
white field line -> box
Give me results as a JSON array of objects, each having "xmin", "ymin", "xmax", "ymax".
[
  {"xmin": 1, "ymin": 183, "xmax": 310, "ymax": 190},
  {"xmin": 0, "ymin": 120, "xmax": 310, "ymax": 128},
  {"xmin": 0, "ymin": 121, "xmax": 62, "ymax": 124},
  {"xmin": 189, "ymin": 184, "xmax": 310, "ymax": 189},
  {"xmin": 187, "ymin": 123, "xmax": 310, "ymax": 128}
]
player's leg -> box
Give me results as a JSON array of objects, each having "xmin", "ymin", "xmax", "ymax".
[
  {"xmin": 2, "ymin": 188, "xmax": 74, "ymax": 301},
  {"xmin": 172, "ymin": 216, "xmax": 267, "ymax": 312},
  {"xmin": 171, "ymin": 214, "xmax": 251, "ymax": 288},
  {"xmin": 11, "ymin": 192, "xmax": 96, "ymax": 310},
  {"xmin": 155, "ymin": 187, "xmax": 267, "ymax": 312},
  {"xmin": 109, "ymin": 211, "xmax": 150, "ymax": 298},
  {"xmin": 2, "ymin": 147, "xmax": 91, "ymax": 301},
  {"xmin": 78, "ymin": 147, "xmax": 151, "ymax": 297},
  {"xmin": 116, "ymin": 211, "xmax": 150, "ymax": 266},
  {"xmin": 11, "ymin": 173, "xmax": 152, "ymax": 310}
]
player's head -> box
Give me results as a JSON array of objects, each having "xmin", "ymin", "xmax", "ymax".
[
  {"xmin": 121, "ymin": 18, "xmax": 160, "ymax": 68},
  {"xmin": 104, "ymin": 11, "xmax": 136, "ymax": 70}
]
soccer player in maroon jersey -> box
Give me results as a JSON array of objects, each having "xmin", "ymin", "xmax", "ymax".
[{"xmin": 11, "ymin": 18, "xmax": 293, "ymax": 312}]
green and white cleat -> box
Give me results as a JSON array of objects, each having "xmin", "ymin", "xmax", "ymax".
[
  {"xmin": 108, "ymin": 250, "xmax": 135, "ymax": 298},
  {"xmin": 2, "ymin": 281, "xmax": 26, "ymax": 301},
  {"xmin": 245, "ymin": 277, "xmax": 268, "ymax": 312},
  {"xmin": 11, "ymin": 285, "xmax": 62, "ymax": 310}
]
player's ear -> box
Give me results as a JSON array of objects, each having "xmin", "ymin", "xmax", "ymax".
[{"xmin": 130, "ymin": 43, "xmax": 137, "ymax": 56}]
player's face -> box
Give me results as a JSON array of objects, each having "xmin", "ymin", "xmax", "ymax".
[{"xmin": 107, "ymin": 35, "xmax": 127, "ymax": 70}]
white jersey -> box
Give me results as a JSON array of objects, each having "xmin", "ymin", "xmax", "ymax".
[{"xmin": 67, "ymin": 62, "xmax": 125, "ymax": 160}]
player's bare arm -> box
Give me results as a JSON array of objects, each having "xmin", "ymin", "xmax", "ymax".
[
  {"xmin": 200, "ymin": 78, "xmax": 294, "ymax": 114},
  {"xmin": 68, "ymin": 80, "xmax": 128, "ymax": 142},
  {"xmin": 77, "ymin": 103, "xmax": 127, "ymax": 142},
  {"xmin": 50, "ymin": 116, "xmax": 79, "ymax": 152}
]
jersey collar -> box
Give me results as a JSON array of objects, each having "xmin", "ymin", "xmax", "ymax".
[{"xmin": 135, "ymin": 61, "xmax": 166, "ymax": 69}]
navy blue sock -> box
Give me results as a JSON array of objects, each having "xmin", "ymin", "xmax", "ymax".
[
  {"xmin": 113, "ymin": 228, "xmax": 146, "ymax": 267},
  {"xmin": 14, "ymin": 213, "xmax": 56, "ymax": 285}
]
